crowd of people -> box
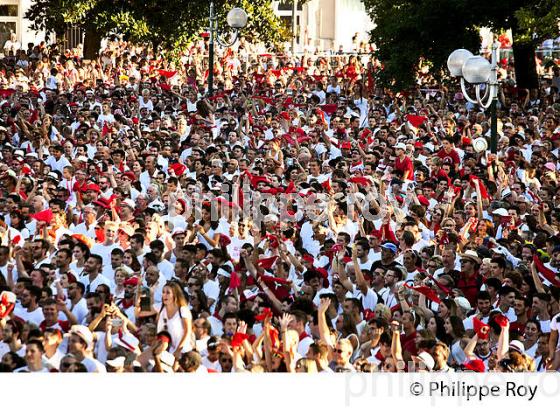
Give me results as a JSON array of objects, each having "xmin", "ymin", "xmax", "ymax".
[{"xmin": 0, "ymin": 34, "xmax": 559, "ymax": 374}]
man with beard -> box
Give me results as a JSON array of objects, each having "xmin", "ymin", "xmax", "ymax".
[
  {"xmin": 66, "ymin": 280, "xmax": 88, "ymax": 324},
  {"xmin": 0, "ymin": 319, "xmax": 25, "ymax": 360},
  {"xmin": 116, "ymin": 276, "xmax": 139, "ymax": 319},
  {"xmin": 13, "ymin": 285, "xmax": 44, "ymax": 326},
  {"xmin": 79, "ymin": 254, "xmax": 111, "ymax": 294}
]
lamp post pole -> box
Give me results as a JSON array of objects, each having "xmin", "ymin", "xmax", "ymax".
[
  {"xmin": 447, "ymin": 41, "xmax": 500, "ymax": 155},
  {"xmin": 208, "ymin": 1, "xmax": 216, "ymax": 97},
  {"xmin": 489, "ymin": 42, "xmax": 499, "ymax": 154}
]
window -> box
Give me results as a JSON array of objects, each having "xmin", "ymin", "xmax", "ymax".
[
  {"xmin": 0, "ymin": 21, "xmax": 16, "ymax": 47},
  {"xmin": 0, "ymin": 5, "xmax": 17, "ymax": 16}
]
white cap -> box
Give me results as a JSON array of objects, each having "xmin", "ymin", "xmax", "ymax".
[
  {"xmin": 454, "ymin": 296, "xmax": 472, "ymax": 312},
  {"xmin": 394, "ymin": 142, "xmax": 407, "ymax": 151},
  {"xmin": 70, "ymin": 325, "xmax": 93, "ymax": 350},
  {"xmin": 115, "ymin": 333, "xmax": 140, "ymax": 353},
  {"xmin": 416, "ymin": 351, "xmax": 435, "ymax": 371},
  {"xmin": 509, "ymin": 340, "xmax": 525, "ymax": 354},
  {"xmin": 492, "ymin": 208, "xmax": 509, "ymax": 217},
  {"xmin": 121, "ymin": 199, "xmax": 136, "ymax": 210},
  {"xmin": 106, "ymin": 356, "xmax": 126, "ymax": 368}
]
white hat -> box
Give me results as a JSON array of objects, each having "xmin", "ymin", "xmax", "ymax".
[
  {"xmin": 492, "ymin": 208, "xmax": 509, "ymax": 217},
  {"xmin": 115, "ymin": 333, "xmax": 140, "ymax": 353},
  {"xmin": 106, "ymin": 356, "xmax": 126, "ymax": 368},
  {"xmin": 263, "ymin": 214, "xmax": 279, "ymax": 224},
  {"xmin": 460, "ymin": 249, "xmax": 481, "ymax": 264},
  {"xmin": 25, "ymin": 152, "xmax": 38, "ymax": 159},
  {"xmin": 454, "ymin": 296, "xmax": 472, "ymax": 312},
  {"xmin": 394, "ymin": 142, "xmax": 407, "ymax": 151},
  {"xmin": 501, "ymin": 187, "xmax": 512, "ymax": 199},
  {"xmin": 509, "ymin": 340, "xmax": 525, "ymax": 354},
  {"xmin": 415, "ymin": 351, "xmax": 435, "ymax": 371},
  {"xmin": 47, "ymin": 172, "xmax": 60, "ymax": 181},
  {"xmin": 70, "ymin": 325, "xmax": 93, "ymax": 350},
  {"xmin": 148, "ymin": 200, "xmax": 165, "ymax": 212},
  {"xmin": 121, "ymin": 198, "xmax": 136, "ymax": 210},
  {"xmin": 13, "ymin": 149, "xmax": 24, "ymax": 158}
]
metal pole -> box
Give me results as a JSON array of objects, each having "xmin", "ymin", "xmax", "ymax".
[
  {"xmin": 489, "ymin": 41, "xmax": 499, "ymax": 154},
  {"xmin": 291, "ymin": 0, "xmax": 298, "ymax": 54},
  {"xmin": 208, "ymin": 1, "xmax": 215, "ymax": 97}
]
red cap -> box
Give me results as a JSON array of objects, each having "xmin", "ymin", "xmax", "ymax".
[
  {"xmin": 341, "ymin": 141, "xmax": 351, "ymax": 150},
  {"xmin": 169, "ymin": 163, "xmax": 187, "ymax": 176},
  {"xmin": 124, "ymin": 276, "xmax": 139, "ymax": 287},
  {"xmin": 302, "ymin": 254, "xmax": 314, "ymax": 264},
  {"xmin": 84, "ymin": 183, "xmax": 100, "ymax": 193},
  {"xmin": 122, "ymin": 172, "xmax": 135, "ymax": 181},
  {"xmin": 463, "ymin": 359, "xmax": 485, "ymax": 373},
  {"xmin": 417, "ymin": 195, "xmax": 430, "ymax": 207},
  {"xmin": 65, "ymin": 272, "xmax": 77, "ymax": 284}
]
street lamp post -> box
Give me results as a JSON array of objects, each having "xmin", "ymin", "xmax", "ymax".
[
  {"xmin": 447, "ymin": 41, "xmax": 500, "ymax": 154},
  {"xmin": 207, "ymin": 1, "xmax": 248, "ymax": 97}
]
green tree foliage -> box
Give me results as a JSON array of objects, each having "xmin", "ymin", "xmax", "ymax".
[
  {"xmin": 25, "ymin": 0, "xmax": 289, "ymax": 58},
  {"xmin": 362, "ymin": 0, "xmax": 560, "ymax": 90}
]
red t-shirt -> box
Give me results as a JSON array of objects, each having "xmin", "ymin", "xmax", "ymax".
[
  {"xmin": 436, "ymin": 148, "xmax": 460, "ymax": 166},
  {"xmin": 394, "ymin": 156, "xmax": 414, "ymax": 180},
  {"xmin": 456, "ymin": 272, "xmax": 482, "ymax": 306},
  {"xmin": 400, "ymin": 331, "xmax": 418, "ymax": 356}
]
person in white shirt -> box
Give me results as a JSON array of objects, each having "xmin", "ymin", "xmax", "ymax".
[
  {"xmin": 44, "ymin": 145, "xmax": 71, "ymax": 173},
  {"xmin": 15, "ymin": 340, "xmax": 51, "ymax": 373},
  {"xmin": 91, "ymin": 222, "xmax": 121, "ymax": 268},
  {"xmin": 79, "ymin": 255, "xmax": 111, "ymax": 294},
  {"xmin": 13, "ymin": 285, "xmax": 44, "ymax": 326},
  {"xmin": 68, "ymin": 325, "xmax": 106, "ymax": 373}
]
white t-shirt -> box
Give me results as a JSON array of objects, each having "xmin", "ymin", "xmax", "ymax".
[
  {"xmin": 551, "ymin": 313, "xmax": 560, "ymax": 349},
  {"xmin": 156, "ymin": 305, "xmax": 192, "ymax": 352},
  {"xmin": 14, "ymin": 306, "xmax": 45, "ymax": 326}
]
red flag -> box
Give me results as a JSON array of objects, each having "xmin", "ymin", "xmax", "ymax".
[
  {"xmin": 493, "ymin": 313, "xmax": 509, "ymax": 328},
  {"xmin": 426, "ymin": 274, "xmax": 452, "ymax": 295},
  {"xmin": 158, "ymin": 70, "xmax": 177, "ymax": 79},
  {"xmin": 231, "ymin": 332, "xmax": 249, "ymax": 348},
  {"xmin": 30, "ymin": 209, "xmax": 54, "ymax": 224},
  {"xmin": 255, "ymin": 307, "xmax": 272, "ymax": 322},
  {"xmin": 257, "ymin": 256, "xmax": 278, "ymax": 270},
  {"xmin": 348, "ymin": 176, "xmax": 372, "ymax": 186},
  {"xmin": 260, "ymin": 275, "xmax": 291, "ymax": 286},
  {"xmin": 403, "ymin": 284, "xmax": 441, "ymax": 304},
  {"xmin": 228, "ymin": 271, "xmax": 241, "ymax": 290},
  {"xmin": 319, "ymin": 104, "xmax": 338, "ymax": 116},
  {"xmin": 533, "ymin": 255, "xmax": 560, "ymax": 287},
  {"xmin": 469, "ymin": 175, "xmax": 490, "ymax": 200},
  {"xmin": 406, "ymin": 114, "xmax": 427, "ymax": 128},
  {"xmin": 321, "ymin": 179, "xmax": 332, "ymax": 193},
  {"xmin": 473, "ymin": 317, "xmax": 490, "ymax": 340},
  {"xmin": 285, "ymin": 181, "xmax": 296, "ymax": 194},
  {"xmin": 168, "ymin": 162, "xmax": 187, "ymax": 176}
]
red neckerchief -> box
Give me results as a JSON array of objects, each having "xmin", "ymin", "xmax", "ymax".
[
  {"xmin": 299, "ymin": 331, "xmax": 310, "ymax": 342},
  {"xmin": 120, "ymin": 298, "xmax": 134, "ymax": 309},
  {"xmin": 375, "ymin": 349, "xmax": 385, "ymax": 362}
]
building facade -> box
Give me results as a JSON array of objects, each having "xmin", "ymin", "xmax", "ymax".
[
  {"xmin": 0, "ymin": 0, "xmax": 46, "ymax": 51},
  {"xmin": 273, "ymin": 0, "xmax": 374, "ymax": 53}
]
